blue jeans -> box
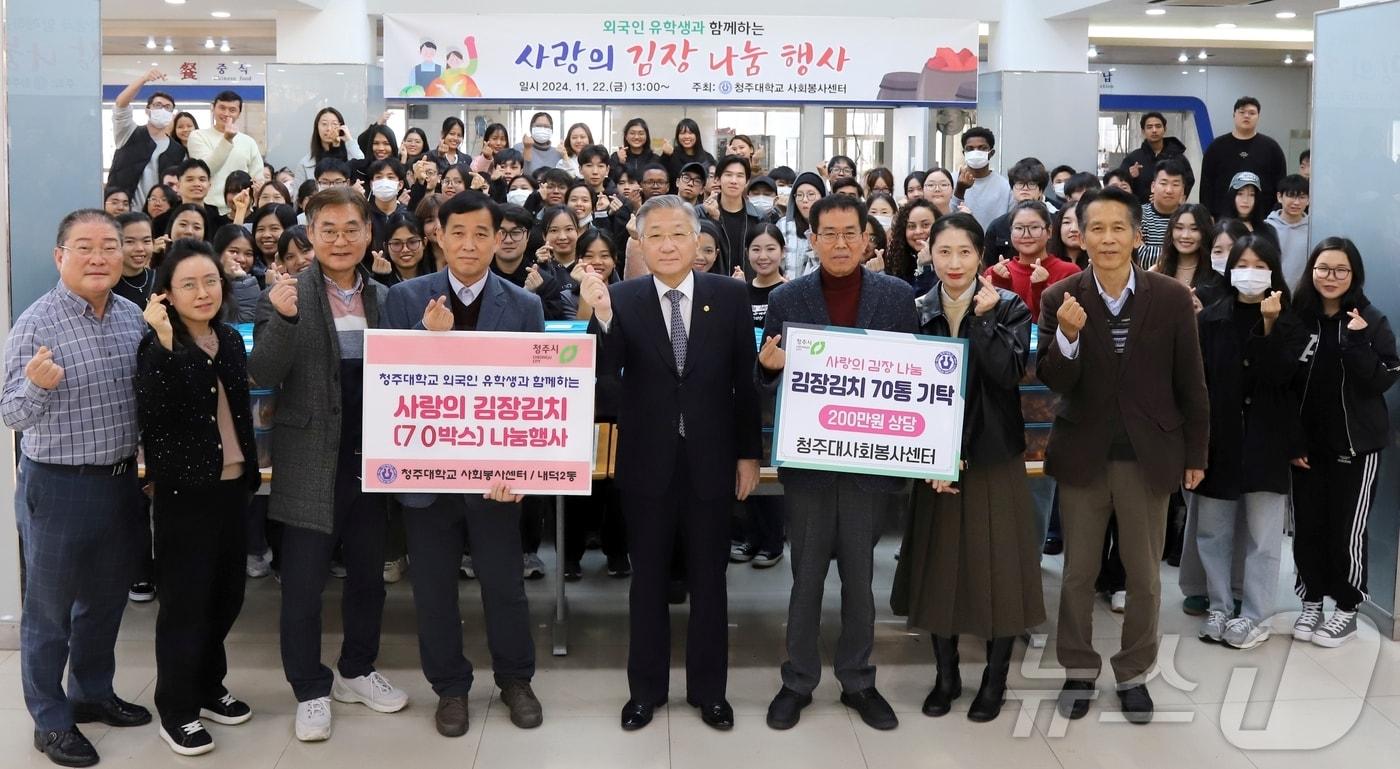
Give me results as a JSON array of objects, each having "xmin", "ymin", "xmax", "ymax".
[{"xmin": 18, "ymin": 458, "xmax": 141, "ymax": 731}]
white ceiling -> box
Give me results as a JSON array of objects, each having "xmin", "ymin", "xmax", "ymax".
[{"xmin": 1077, "ymin": 0, "xmax": 1338, "ymax": 29}]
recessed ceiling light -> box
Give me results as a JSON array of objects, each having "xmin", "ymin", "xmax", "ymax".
[
  {"xmin": 1305, "ymin": 52, "xmax": 1315, "ymax": 62},
  {"xmin": 1087, "ymin": 45, "xmax": 1099, "ymax": 58},
  {"xmin": 220, "ymin": 39, "xmax": 231, "ymax": 53},
  {"xmin": 1198, "ymin": 67, "xmax": 1206, "ymax": 73},
  {"xmin": 1177, "ymin": 52, "xmax": 1189, "ymax": 63},
  {"xmin": 1216, "ymin": 22, "xmax": 1237, "ymax": 29},
  {"xmin": 1197, "ymin": 50, "xmax": 1208, "ymax": 60},
  {"xmin": 146, "ymin": 36, "xmax": 157, "ymax": 50},
  {"xmin": 1146, "ymin": 8, "xmax": 1166, "ymax": 16},
  {"xmin": 1108, "ymin": 67, "xmax": 1117, "ymax": 72},
  {"xmin": 1276, "ymin": 12, "xmax": 1297, "ymax": 20},
  {"xmin": 163, "ymin": 38, "xmax": 174, "ymax": 53},
  {"xmin": 232, "ymin": 60, "xmax": 239, "ymax": 65},
  {"xmin": 204, "ymin": 37, "xmax": 215, "ymax": 49},
  {"xmin": 1181, "ymin": 70, "xmax": 1190, "ymax": 75},
  {"xmin": 164, "ymin": 0, "xmax": 186, "ymax": 4},
  {"xmin": 211, "ymin": 11, "xmax": 231, "ymax": 18},
  {"xmin": 335, "ymin": 71, "xmax": 345, "ymax": 76},
  {"xmin": 1283, "ymin": 54, "xmax": 1294, "ymax": 65}
]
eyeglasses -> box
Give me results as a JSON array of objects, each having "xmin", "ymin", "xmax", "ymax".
[
  {"xmin": 794, "ymin": 191, "xmax": 822, "ymax": 202},
  {"xmin": 386, "ymin": 238, "xmax": 423, "ymax": 252},
  {"xmin": 642, "ymin": 179, "xmax": 669, "ymax": 187},
  {"xmin": 1012, "ymin": 182, "xmax": 1041, "ymax": 192},
  {"xmin": 173, "ymin": 277, "xmax": 223, "ymax": 293},
  {"xmin": 315, "ymin": 227, "xmax": 366, "ymax": 243},
  {"xmin": 680, "ymin": 175, "xmax": 703, "ymax": 185},
  {"xmin": 318, "ymin": 178, "xmax": 349, "ymax": 187},
  {"xmin": 500, "ymin": 228, "xmax": 527, "ymax": 242},
  {"xmin": 1313, "ymin": 266, "xmax": 1353, "ymax": 279},
  {"xmin": 1012, "ymin": 225, "xmax": 1047, "ymax": 236},
  {"xmin": 61, "ymin": 244, "xmax": 121, "ymax": 258},
  {"xmin": 925, "ymin": 181, "xmax": 953, "ymax": 191},
  {"xmin": 814, "ymin": 231, "xmax": 864, "ymax": 244}
]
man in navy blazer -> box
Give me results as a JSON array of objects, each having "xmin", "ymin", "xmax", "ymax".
[
  {"xmin": 581, "ymin": 195, "xmax": 762, "ymax": 733},
  {"xmin": 756, "ymin": 195, "xmax": 919, "ymax": 732},
  {"xmin": 383, "ymin": 191, "xmax": 546, "ymax": 738}
]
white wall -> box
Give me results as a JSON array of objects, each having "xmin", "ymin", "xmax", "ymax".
[{"xmin": 1094, "ymin": 63, "xmax": 1312, "ymax": 166}]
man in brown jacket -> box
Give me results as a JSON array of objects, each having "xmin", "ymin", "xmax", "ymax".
[{"xmin": 1037, "ymin": 186, "xmax": 1209, "ymax": 725}]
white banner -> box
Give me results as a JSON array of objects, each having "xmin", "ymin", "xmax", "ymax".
[{"xmin": 383, "ymin": 14, "xmax": 978, "ymax": 104}]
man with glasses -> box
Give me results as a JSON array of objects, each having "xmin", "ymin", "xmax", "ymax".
[
  {"xmin": 981, "ymin": 158, "xmax": 1052, "ymax": 266},
  {"xmin": 676, "ymin": 162, "xmax": 707, "ymax": 205},
  {"xmin": 755, "ymin": 195, "xmax": 918, "ymax": 732},
  {"xmin": 581, "ymin": 195, "xmax": 762, "ymax": 733},
  {"xmin": 109, "ymin": 68, "xmax": 185, "ymax": 209},
  {"xmin": 489, "ymin": 204, "xmax": 538, "ymax": 287},
  {"xmin": 3, "ymin": 210, "xmax": 152, "ymax": 767},
  {"xmin": 248, "ymin": 187, "xmax": 408, "ymax": 743},
  {"xmin": 640, "ymin": 163, "xmax": 673, "ymax": 201}
]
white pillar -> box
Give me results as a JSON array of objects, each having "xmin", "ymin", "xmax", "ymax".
[
  {"xmin": 275, "ymin": 0, "xmax": 375, "ymax": 66},
  {"xmin": 979, "ymin": 0, "xmax": 1099, "ymax": 175}
]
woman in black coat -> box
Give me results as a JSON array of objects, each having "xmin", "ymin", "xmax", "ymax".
[
  {"xmin": 135, "ymin": 239, "xmax": 260, "ymax": 756},
  {"xmin": 1193, "ymin": 234, "xmax": 1307, "ymax": 651},
  {"xmin": 892, "ymin": 213, "xmax": 1045, "ymax": 723}
]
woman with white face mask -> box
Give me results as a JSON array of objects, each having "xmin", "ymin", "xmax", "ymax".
[
  {"xmin": 865, "ymin": 192, "xmax": 898, "ymax": 234},
  {"xmin": 1193, "ymin": 234, "xmax": 1308, "ymax": 651},
  {"xmin": 515, "ymin": 112, "xmax": 563, "ymax": 176}
]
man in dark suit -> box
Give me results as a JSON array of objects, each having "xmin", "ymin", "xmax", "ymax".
[
  {"xmin": 580, "ymin": 195, "xmax": 762, "ymax": 732},
  {"xmin": 1036, "ymin": 186, "xmax": 1209, "ymax": 725},
  {"xmin": 755, "ymin": 195, "xmax": 918, "ymax": 731},
  {"xmin": 382, "ymin": 191, "xmax": 547, "ymax": 738}
]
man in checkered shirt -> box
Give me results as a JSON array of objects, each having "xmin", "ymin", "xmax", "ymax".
[{"xmin": 2, "ymin": 209, "xmax": 152, "ymax": 767}]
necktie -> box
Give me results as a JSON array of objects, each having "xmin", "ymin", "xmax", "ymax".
[{"xmin": 666, "ymin": 289, "xmax": 687, "ymax": 436}]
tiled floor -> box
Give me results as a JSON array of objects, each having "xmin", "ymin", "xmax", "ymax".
[{"xmin": 5, "ymin": 538, "xmax": 1400, "ymax": 768}]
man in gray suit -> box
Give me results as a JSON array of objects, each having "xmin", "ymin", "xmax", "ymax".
[
  {"xmin": 757, "ymin": 195, "xmax": 919, "ymax": 731},
  {"xmin": 382, "ymin": 191, "xmax": 547, "ymax": 738},
  {"xmin": 248, "ymin": 187, "xmax": 407, "ymax": 743}
]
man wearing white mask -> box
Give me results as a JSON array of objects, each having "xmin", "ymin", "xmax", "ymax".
[
  {"xmin": 110, "ymin": 68, "xmax": 186, "ymax": 209},
  {"xmin": 516, "ymin": 112, "xmax": 563, "ymax": 175},
  {"xmin": 952, "ymin": 127, "xmax": 1013, "ymax": 230}
]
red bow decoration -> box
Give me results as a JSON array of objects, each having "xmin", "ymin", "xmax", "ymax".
[{"xmin": 926, "ymin": 47, "xmax": 978, "ymax": 73}]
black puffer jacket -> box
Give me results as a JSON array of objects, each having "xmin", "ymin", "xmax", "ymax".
[
  {"xmin": 916, "ymin": 283, "xmax": 1031, "ymax": 465},
  {"xmin": 1120, "ymin": 136, "xmax": 1195, "ymax": 204},
  {"xmin": 1294, "ymin": 302, "xmax": 1400, "ymax": 456},
  {"xmin": 1196, "ymin": 299, "xmax": 1308, "ymax": 499},
  {"xmin": 135, "ymin": 322, "xmax": 261, "ymax": 491}
]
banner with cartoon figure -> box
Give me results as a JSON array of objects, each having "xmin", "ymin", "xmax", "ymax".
[
  {"xmin": 384, "ymin": 14, "xmax": 978, "ymax": 104},
  {"xmin": 772, "ymin": 324, "xmax": 968, "ymax": 481},
  {"xmin": 361, "ymin": 329, "xmax": 596, "ymax": 495}
]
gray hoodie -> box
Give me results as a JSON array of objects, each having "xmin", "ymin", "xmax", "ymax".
[{"xmin": 1266, "ymin": 209, "xmax": 1309, "ymax": 288}]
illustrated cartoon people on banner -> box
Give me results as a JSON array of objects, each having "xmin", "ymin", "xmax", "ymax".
[{"xmin": 404, "ymin": 36, "xmax": 481, "ymax": 98}]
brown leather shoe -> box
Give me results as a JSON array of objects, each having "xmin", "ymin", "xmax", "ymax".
[
  {"xmin": 435, "ymin": 695, "xmax": 470, "ymax": 737},
  {"xmin": 497, "ymin": 678, "xmax": 543, "ymax": 729}
]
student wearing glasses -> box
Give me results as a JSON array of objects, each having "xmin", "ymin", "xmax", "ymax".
[{"xmin": 984, "ymin": 201, "xmax": 1080, "ymax": 322}]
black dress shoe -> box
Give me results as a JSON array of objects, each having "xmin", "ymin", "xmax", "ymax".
[
  {"xmin": 435, "ymin": 695, "xmax": 470, "ymax": 737},
  {"xmin": 766, "ymin": 687, "xmax": 812, "ymax": 730},
  {"xmin": 1116, "ymin": 684, "xmax": 1154, "ymax": 725},
  {"xmin": 1057, "ymin": 679, "xmax": 1097, "ymax": 720},
  {"xmin": 667, "ymin": 580, "xmax": 687, "ymax": 605},
  {"xmin": 694, "ymin": 699, "xmax": 734, "ymax": 731},
  {"xmin": 840, "ymin": 687, "xmax": 898, "ymax": 730},
  {"xmin": 1042, "ymin": 537, "xmax": 1064, "ymax": 556},
  {"xmin": 621, "ymin": 700, "xmax": 655, "ymax": 731},
  {"xmin": 33, "ymin": 727, "xmax": 99, "ymax": 768},
  {"xmin": 72, "ymin": 695, "xmax": 152, "ymax": 727}
]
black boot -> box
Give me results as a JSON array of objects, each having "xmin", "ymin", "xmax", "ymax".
[
  {"xmin": 968, "ymin": 636, "xmax": 1014, "ymax": 722},
  {"xmin": 922, "ymin": 634, "xmax": 962, "ymax": 717}
]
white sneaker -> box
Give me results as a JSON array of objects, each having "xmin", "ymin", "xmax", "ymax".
[
  {"xmin": 332, "ymin": 671, "xmax": 408, "ymax": 713},
  {"xmin": 459, "ymin": 555, "xmax": 476, "ymax": 579},
  {"xmin": 295, "ymin": 696, "xmax": 333, "ymax": 742},
  {"xmin": 383, "ymin": 558, "xmax": 406, "ymax": 584},
  {"xmin": 1110, "ymin": 591, "xmax": 1127, "ymax": 613},
  {"xmin": 1311, "ymin": 609, "xmax": 1359, "ymax": 648},
  {"xmin": 523, "ymin": 553, "xmax": 546, "ymax": 580},
  {"xmin": 329, "ymin": 562, "xmax": 348, "ymax": 579},
  {"xmin": 1199, "ymin": 610, "xmax": 1229, "ymax": 643},
  {"xmin": 1293, "ymin": 601, "xmax": 1324, "ymax": 642},
  {"xmin": 1224, "ymin": 617, "xmax": 1271, "ymax": 650},
  {"xmin": 246, "ymin": 549, "xmax": 272, "ymax": 579}
]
